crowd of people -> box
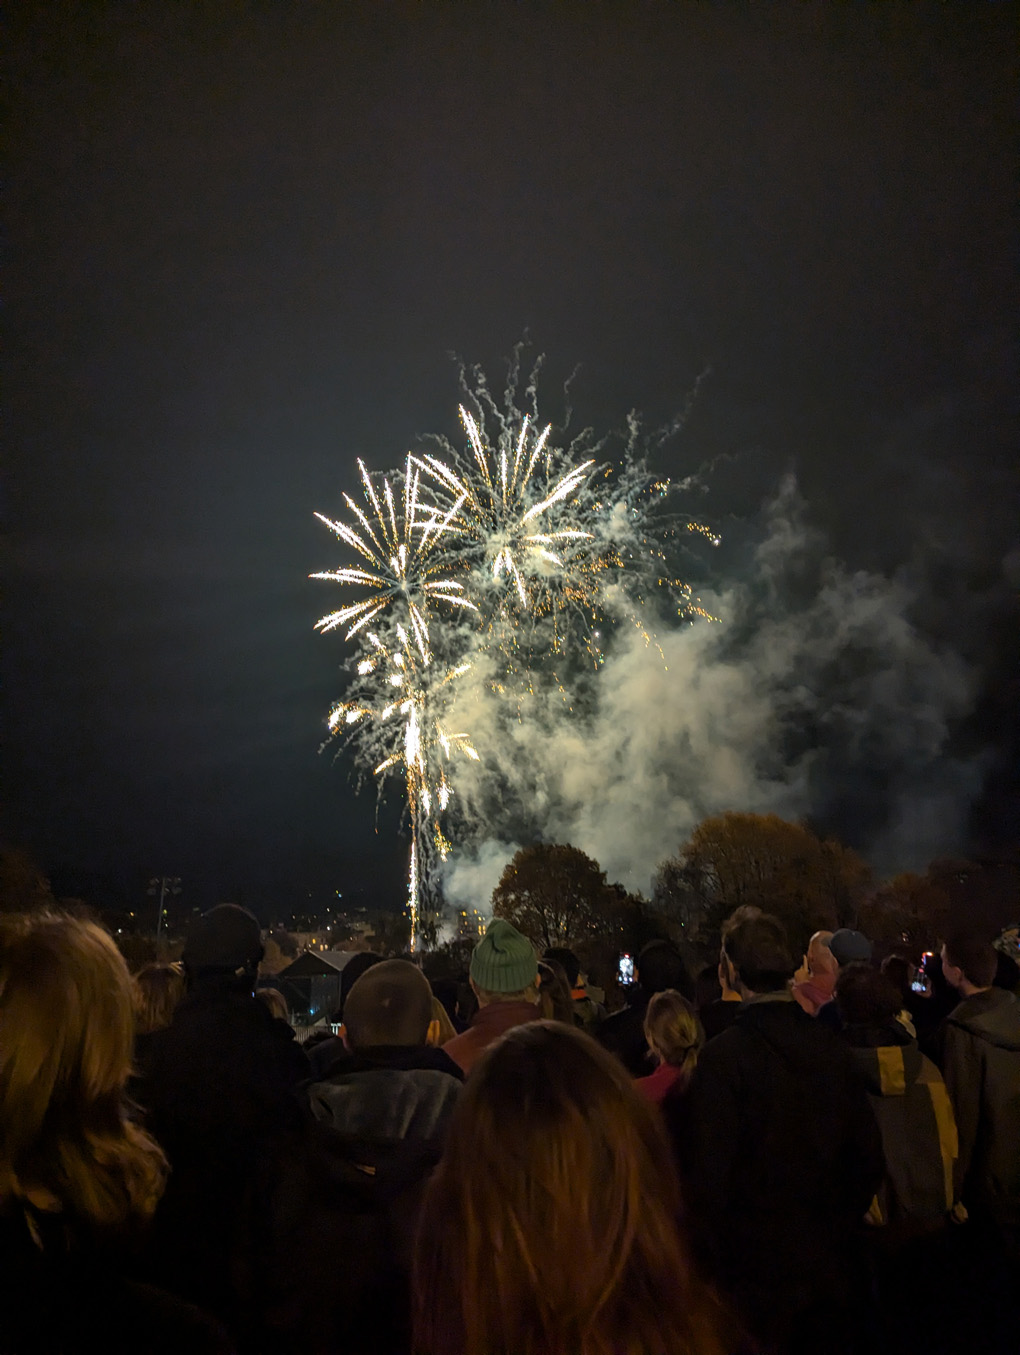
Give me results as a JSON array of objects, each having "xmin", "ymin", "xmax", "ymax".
[{"xmin": 1, "ymin": 898, "xmax": 1018, "ymax": 1354}]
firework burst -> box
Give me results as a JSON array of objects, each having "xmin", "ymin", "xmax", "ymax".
[
  {"xmin": 313, "ymin": 351, "xmax": 717, "ymax": 945},
  {"xmin": 311, "ymin": 454, "xmax": 474, "ymax": 653}
]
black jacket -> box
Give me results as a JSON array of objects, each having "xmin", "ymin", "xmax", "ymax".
[
  {"xmin": 229, "ymin": 1121, "xmax": 436, "ymax": 1355},
  {"xmin": 596, "ymin": 990, "xmax": 652, "ymax": 1076},
  {"xmin": 0, "ymin": 1206, "xmax": 233, "ymax": 1355},
  {"xmin": 308, "ymin": 1044, "xmax": 462, "ymax": 1144},
  {"xmin": 134, "ymin": 984, "xmax": 310, "ymax": 1320},
  {"xmin": 673, "ymin": 993, "xmax": 883, "ymax": 1342}
]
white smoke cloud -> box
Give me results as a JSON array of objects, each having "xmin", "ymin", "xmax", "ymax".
[
  {"xmin": 441, "ymin": 837, "xmax": 520, "ymax": 918},
  {"xmin": 442, "ymin": 478, "xmax": 978, "ymax": 903}
]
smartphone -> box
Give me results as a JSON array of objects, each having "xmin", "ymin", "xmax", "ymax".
[
  {"xmin": 617, "ymin": 952, "xmax": 634, "ymax": 985},
  {"xmin": 911, "ymin": 951, "xmax": 933, "ymax": 996}
]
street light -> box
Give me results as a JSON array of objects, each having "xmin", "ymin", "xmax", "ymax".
[{"xmin": 147, "ymin": 876, "xmax": 181, "ymax": 956}]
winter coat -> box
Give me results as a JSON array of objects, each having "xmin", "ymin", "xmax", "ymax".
[
  {"xmin": 937, "ymin": 987, "xmax": 1020, "ymax": 1228},
  {"xmin": 843, "ymin": 1021, "xmax": 958, "ymax": 1232},
  {"xmin": 0, "ymin": 1205, "xmax": 233, "ymax": 1355},
  {"xmin": 308, "ymin": 1045, "xmax": 462, "ymax": 1144},
  {"xmin": 698, "ymin": 997, "xmax": 741, "ymax": 1043},
  {"xmin": 229, "ymin": 1122, "xmax": 438, "ymax": 1355},
  {"xmin": 596, "ymin": 991, "xmax": 652, "ymax": 1076},
  {"xmin": 134, "ymin": 983, "xmax": 310, "ymax": 1320},
  {"xmin": 673, "ymin": 992, "xmax": 883, "ymax": 1346},
  {"xmin": 443, "ymin": 999, "xmax": 540, "ymax": 1074}
]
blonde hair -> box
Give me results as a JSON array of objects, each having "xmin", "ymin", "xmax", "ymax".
[
  {"xmin": 414, "ymin": 1022, "xmax": 728, "ymax": 1355},
  {"xmin": 0, "ymin": 913, "xmax": 166, "ymax": 1230},
  {"xmin": 643, "ymin": 989, "xmax": 702, "ymax": 1085},
  {"xmin": 132, "ymin": 962, "xmax": 187, "ymax": 1035},
  {"xmin": 427, "ymin": 994, "xmax": 457, "ymax": 1047},
  {"xmin": 255, "ymin": 986, "xmax": 290, "ymax": 1022}
]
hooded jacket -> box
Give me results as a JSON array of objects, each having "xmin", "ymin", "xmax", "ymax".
[
  {"xmin": 674, "ymin": 993, "xmax": 883, "ymax": 1342},
  {"xmin": 937, "ymin": 988, "xmax": 1020, "ymax": 1226},
  {"xmin": 308, "ymin": 1045, "xmax": 462, "ymax": 1144},
  {"xmin": 844, "ymin": 1022, "xmax": 957, "ymax": 1231}
]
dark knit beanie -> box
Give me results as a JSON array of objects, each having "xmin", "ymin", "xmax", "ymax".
[
  {"xmin": 470, "ymin": 918, "xmax": 537, "ymax": 993},
  {"xmin": 183, "ymin": 904, "xmax": 264, "ymax": 976},
  {"xmin": 829, "ymin": 929, "xmax": 873, "ymax": 967}
]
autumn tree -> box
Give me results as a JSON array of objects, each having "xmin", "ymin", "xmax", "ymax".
[
  {"xmin": 491, "ymin": 843, "xmax": 617, "ymax": 952},
  {"xmin": 655, "ymin": 812, "xmax": 873, "ymax": 956},
  {"xmin": 860, "ymin": 872, "xmax": 951, "ymax": 960}
]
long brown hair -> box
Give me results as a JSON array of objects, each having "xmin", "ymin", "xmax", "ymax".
[
  {"xmin": 413, "ymin": 1021, "xmax": 728, "ymax": 1355},
  {"xmin": 0, "ymin": 913, "xmax": 166, "ymax": 1230}
]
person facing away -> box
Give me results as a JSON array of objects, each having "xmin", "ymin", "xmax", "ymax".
[
  {"xmin": 413, "ymin": 1021, "xmax": 733, "ymax": 1355},
  {"xmin": 835, "ymin": 962, "xmax": 958, "ymax": 1233},
  {"xmin": 306, "ymin": 949, "xmax": 385, "ymax": 1079},
  {"xmin": 813, "ymin": 927, "xmax": 874, "ymax": 1030},
  {"xmin": 596, "ymin": 938, "xmax": 692, "ymax": 1075},
  {"xmin": 674, "ymin": 911, "xmax": 883, "ymax": 1354},
  {"xmin": 229, "ymin": 960, "xmax": 464, "ymax": 1355},
  {"xmin": 135, "ymin": 904, "xmax": 309, "ymax": 1319},
  {"xmin": 635, "ymin": 988, "xmax": 702, "ymax": 1107},
  {"xmin": 791, "ymin": 929, "xmax": 838, "ymax": 1016},
  {"xmin": 443, "ymin": 918, "xmax": 540, "ymax": 1074},
  {"xmin": 543, "ymin": 945, "xmax": 605, "ymax": 1031},
  {"xmin": 697, "ymin": 905, "xmax": 762, "ymax": 1043},
  {"xmin": 937, "ymin": 930, "xmax": 1020, "ymax": 1242},
  {"xmin": 0, "ymin": 912, "xmax": 232, "ymax": 1354},
  {"xmin": 130, "ymin": 960, "xmax": 188, "ymax": 1092},
  {"xmin": 537, "ymin": 957, "xmax": 577, "ymax": 1024},
  {"xmin": 309, "ymin": 958, "xmax": 462, "ymax": 1144},
  {"xmin": 698, "ymin": 956, "xmax": 743, "ymax": 1042}
]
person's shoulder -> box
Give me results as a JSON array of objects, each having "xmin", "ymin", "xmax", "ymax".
[
  {"xmin": 950, "ymin": 989, "xmax": 1020, "ymax": 1050},
  {"xmin": 441, "ymin": 1026, "xmax": 478, "ymax": 1073}
]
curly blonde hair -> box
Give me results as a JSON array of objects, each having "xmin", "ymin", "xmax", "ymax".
[{"xmin": 0, "ymin": 913, "xmax": 166, "ymax": 1230}]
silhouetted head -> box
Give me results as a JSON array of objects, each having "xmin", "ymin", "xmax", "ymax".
[
  {"xmin": 636, "ymin": 940, "xmax": 691, "ymax": 998},
  {"xmin": 722, "ymin": 913, "xmax": 795, "ymax": 995},
  {"xmin": 132, "ymin": 962, "xmax": 187, "ymax": 1035},
  {"xmin": 643, "ymin": 989, "xmax": 701, "ymax": 1083},
  {"xmin": 470, "ymin": 919, "xmax": 538, "ymax": 1005},
  {"xmin": 836, "ymin": 962, "xmax": 902, "ymax": 1028},
  {"xmin": 182, "ymin": 904, "xmax": 263, "ymax": 989},
  {"xmin": 942, "ymin": 931, "xmax": 997, "ymax": 992},
  {"xmin": 344, "ymin": 958, "xmax": 433, "ymax": 1048},
  {"xmin": 0, "ymin": 913, "xmax": 166, "ymax": 1229},
  {"xmin": 413, "ymin": 1021, "xmax": 727, "ymax": 1355},
  {"xmin": 543, "ymin": 946, "xmax": 580, "ymax": 987}
]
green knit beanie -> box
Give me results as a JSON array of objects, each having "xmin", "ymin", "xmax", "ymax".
[{"xmin": 470, "ymin": 918, "xmax": 538, "ymax": 993}]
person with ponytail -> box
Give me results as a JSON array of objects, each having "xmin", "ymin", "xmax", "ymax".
[{"xmin": 637, "ymin": 988, "xmax": 703, "ymax": 1107}]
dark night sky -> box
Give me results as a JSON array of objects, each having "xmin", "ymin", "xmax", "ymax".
[{"xmin": 6, "ymin": 3, "xmax": 1017, "ymax": 919}]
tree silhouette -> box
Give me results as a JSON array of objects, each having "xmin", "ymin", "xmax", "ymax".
[
  {"xmin": 492, "ymin": 843, "xmax": 616, "ymax": 951},
  {"xmin": 655, "ymin": 812, "xmax": 872, "ymax": 954}
]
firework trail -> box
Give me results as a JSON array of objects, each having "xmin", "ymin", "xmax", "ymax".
[
  {"xmin": 312, "ymin": 458, "xmax": 478, "ymax": 948},
  {"xmin": 313, "ymin": 350, "xmax": 716, "ymax": 943}
]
